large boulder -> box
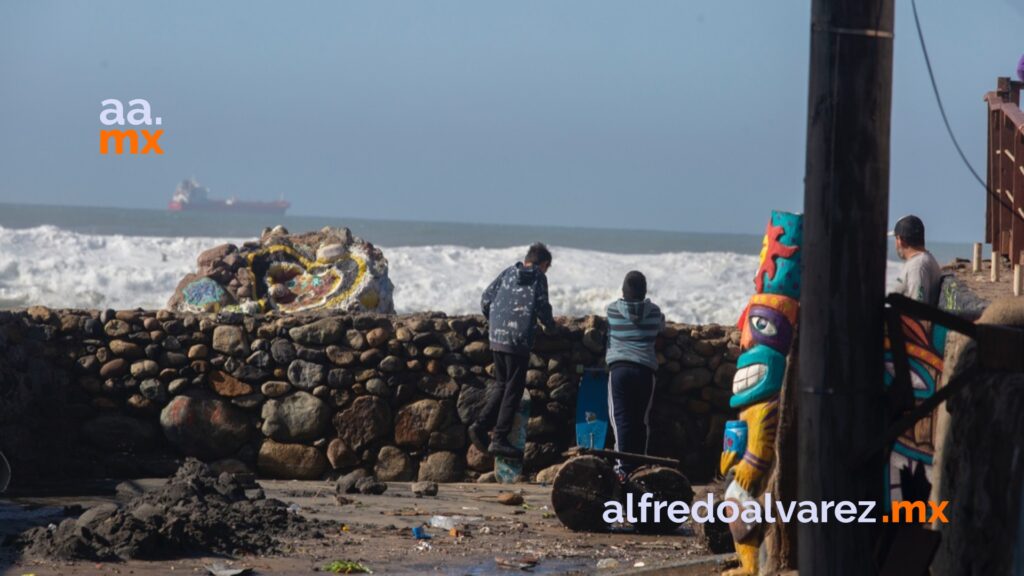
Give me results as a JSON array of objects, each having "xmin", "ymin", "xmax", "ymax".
[
  {"xmin": 209, "ymin": 370, "xmax": 253, "ymax": 397},
  {"xmin": 287, "ymin": 359, "xmax": 326, "ymax": 391},
  {"xmin": 374, "ymin": 445, "xmax": 416, "ymax": 481},
  {"xmin": 257, "ymin": 440, "xmax": 327, "ymax": 479},
  {"xmin": 326, "ymin": 438, "xmax": 358, "ymax": 469},
  {"xmin": 212, "ymin": 325, "xmax": 247, "ymax": 356},
  {"xmin": 261, "ymin": 391, "xmax": 331, "ymax": 442},
  {"xmin": 167, "ymin": 226, "xmax": 394, "ymax": 314},
  {"xmin": 417, "ymin": 451, "xmax": 465, "ymax": 483},
  {"xmin": 159, "ymin": 395, "xmax": 250, "ymax": 460},
  {"xmin": 463, "ymin": 341, "xmax": 491, "ymax": 363},
  {"xmin": 394, "ymin": 399, "xmax": 442, "ymax": 449},
  {"xmin": 466, "ymin": 444, "xmax": 494, "ymax": 472},
  {"xmin": 289, "ymin": 318, "xmax": 346, "ymax": 346},
  {"xmin": 334, "ymin": 396, "xmax": 391, "ymax": 451}
]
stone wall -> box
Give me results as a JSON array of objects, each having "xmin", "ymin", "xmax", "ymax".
[{"xmin": 0, "ymin": 306, "xmax": 739, "ymax": 488}]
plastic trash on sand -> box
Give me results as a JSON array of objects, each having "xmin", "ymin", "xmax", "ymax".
[
  {"xmin": 205, "ymin": 563, "xmax": 253, "ymax": 576},
  {"xmin": 411, "ymin": 526, "xmax": 432, "ymax": 539},
  {"xmin": 597, "ymin": 558, "xmax": 621, "ymax": 569},
  {"xmin": 428, "ymin": 515, "xmax": 484, "ymax": 530}
]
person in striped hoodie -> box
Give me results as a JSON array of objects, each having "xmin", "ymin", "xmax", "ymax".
[{"xmin": 605, "ymin": 270, "xmax": 665, "ymax": 477}]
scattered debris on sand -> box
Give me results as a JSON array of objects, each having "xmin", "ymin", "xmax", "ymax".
[{"xmin": 18, "ymin": 459, "xmax": 334, "ymax": 561}]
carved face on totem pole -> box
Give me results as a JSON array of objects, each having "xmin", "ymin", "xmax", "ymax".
[
  {"xmin": 730, "ymin": 211, "xmax": 803, "ymax": 410},
  {"xmin": 719, "ymin": 211, "xmax": 802, "ymax": 576}
]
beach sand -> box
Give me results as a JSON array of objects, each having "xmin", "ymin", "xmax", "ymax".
[{"xmin": 1, "ymin": 480, "xmax": 732, "ymax": 575}]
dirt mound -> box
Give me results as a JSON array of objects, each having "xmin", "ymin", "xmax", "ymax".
[{"xmin": 19, "ymin": 459, "xmax": 332, "ymax": 560}]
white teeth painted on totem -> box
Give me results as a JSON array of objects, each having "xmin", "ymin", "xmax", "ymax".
[{"xmin": 732, "ymin": 364, "xmax": 768, "ymax": 394}]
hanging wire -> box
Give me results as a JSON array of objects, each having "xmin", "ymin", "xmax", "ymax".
[{"xmin": 909, "ymin": 0, "xmax": 989, "ymax": 191}]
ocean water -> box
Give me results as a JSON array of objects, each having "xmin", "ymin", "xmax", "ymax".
[{"xmin": 0, "ymin": 203, "xmax": 961, "ymax": 324}]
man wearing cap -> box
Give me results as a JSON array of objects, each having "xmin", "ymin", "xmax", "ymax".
[
  {"xmin": 891, "ymin": 215, "xmax": 942, "ymax": 305},
  {"xmin": 605, "ymin": 271, "xmax": 665, "ymax": 479}
]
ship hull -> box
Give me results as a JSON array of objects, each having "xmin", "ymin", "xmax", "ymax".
[{"xmin": 168, "ymin": 200, "xmax": 289, "ymax": 215}]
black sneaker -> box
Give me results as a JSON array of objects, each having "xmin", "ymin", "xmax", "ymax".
[
  {"xmin": 468, "ymin": 423, "xmax": 490, "ymax": 454},
  {"xmin": 488, "ymin": 438, "xmax": 524, "ymax": 459}
]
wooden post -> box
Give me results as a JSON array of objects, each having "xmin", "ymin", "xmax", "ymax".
[
  {"xmin": 799, "ymin": 0, "xmax": 893, "ymax": 572},
  {"xmin": 1014, "ymin": 265, "xmax": 1021, "ymax": 296},
  {"xmin": 973, "ymin": 243, "xmax": 983, "ymax": 273},
  {"xmin": 993, "ymin": 250, "xmax": 1001, "ymax": 282}
]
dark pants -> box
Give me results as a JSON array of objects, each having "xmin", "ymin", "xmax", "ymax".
[
  {"xmin": 478, "ymin": 351, "xmax": 529, "ymax": 438},
  {"xmin": 608, "ymin": 362, "xmax": 656, "ymax": 473}
]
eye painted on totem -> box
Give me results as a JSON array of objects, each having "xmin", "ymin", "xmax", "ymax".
[{"xmin": 750, "ymin": 315, "xmax": 777, "ymax": 336}]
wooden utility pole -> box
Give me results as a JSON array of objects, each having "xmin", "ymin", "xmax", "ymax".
[{"xmin": 799, "ymin": 0, "xmax": 894, "ymax": 573}]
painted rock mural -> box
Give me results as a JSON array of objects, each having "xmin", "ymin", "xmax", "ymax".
[
  {"xmin": 167, "ymin": 226, "xmax": 395, "ymax": 314},
  {"xmin": 883, "ymin": 315, "xmax": 947, "ymax": 502},
  {"xmin": 720, "ymin": 210, "xmax": 802, "ymax": 576}
]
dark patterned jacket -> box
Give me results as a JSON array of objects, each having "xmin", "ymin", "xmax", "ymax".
[{"xmin": 481, "ymin": 263, "xmax": 556, "ymax": 356}]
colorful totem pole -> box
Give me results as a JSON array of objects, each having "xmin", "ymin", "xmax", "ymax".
[
  {"xmin": 720, "ymin": 211, "xmax": 802, "ymax": 576},
  {"xmin": 883, "ymin": 316, "xmax": 947, "ymax": 502}
]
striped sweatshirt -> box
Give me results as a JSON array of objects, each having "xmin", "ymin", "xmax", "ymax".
[{"xmin": 605, "ymin": 298, "xmax": 665, "ymax": 371}]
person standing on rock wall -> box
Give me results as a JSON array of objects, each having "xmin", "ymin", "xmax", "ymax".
[
  {"xmin": 472, "ymin": 243, "xmax": 557, "ymax": 459},
  {"xmin": 604, "ymin": 271, "xmax": 665, "ymax": 480},
  {"xmin": 890, "ymin": 214, "xmax": 942, "ymax": 306}
]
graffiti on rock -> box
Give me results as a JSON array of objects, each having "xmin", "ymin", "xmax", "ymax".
[{"xmin": 168, "ymin": 226, "xmax": 394, "ymax": 315}]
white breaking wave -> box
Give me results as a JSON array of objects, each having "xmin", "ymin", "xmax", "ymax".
[
  {"xmin": 388, "ymin": 244, "xmax": 759, "ymax": 324},
  {"xmin": 0, "ymin": 225, "xmax": 902, "ymax": 325}
]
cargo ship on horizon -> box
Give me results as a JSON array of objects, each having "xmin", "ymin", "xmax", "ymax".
[{"xmin": 167, "ymin": 178, "xmax": 290, "ymax": 215}]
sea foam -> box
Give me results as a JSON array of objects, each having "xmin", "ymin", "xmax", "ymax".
[{"xmin": 0, "ymin": 225, "xmax": 901, "ymax": 325}]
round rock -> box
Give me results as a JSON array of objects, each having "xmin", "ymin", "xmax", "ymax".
[
  {"xmin": 261, "ymin": 381, "xmax": 292, "ymax": 398},
  {"xmin": 212, "ymin": 325, "xmax": 248, "ymax": 356},
  {"xmin": 271, "ymin": 339, "xmax": 296, "ymax": 365},
  {"xmin": 333, "ymin": 396, "xmax": 391, "ymax": 452},
  {"xmin": 261, "ymin": 391, "xmax": 331, "ymax": 442},
  {"xmin": 394, "ymin": 399, "xmax": 441, "ymax": 448},
  {"xmin": 327, "ymin": 438, "xmax": 358, "ymax": 469},
  {"xmin": 160, "ymin": 395, "xmax": 250, "ymax": 460},
  {"xmin": 287, "ymin": 359, "xmax": 326, "ymax": 391},
  {"xmin": 374, "ymin": 445, "xmax": 416, "ymax": 481},
  {"xmin": 289, "ymin": 318, "xmax": 345, "ymax": 346},
  {"xmin": 257, "ymin": 440, "xmax": 327, "ymax": 480},
  {"xmin": 417, "ymin": 451, "xmax": 465, "ymax": 483}
]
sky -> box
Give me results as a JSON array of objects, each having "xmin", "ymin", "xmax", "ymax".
[{"xmin": 0, "ymin": 0, "xmax": 1020, "ymax": 242}]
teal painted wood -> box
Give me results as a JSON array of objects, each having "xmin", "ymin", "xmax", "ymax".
[
  {"xmin": 494, "ymin": 390, "xmax": 531, "ymax": 483},
  {"xmin": 576, "ymin": 369, "xmax": 609, "ymax": 449}
]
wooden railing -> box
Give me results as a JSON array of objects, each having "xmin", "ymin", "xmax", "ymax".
[{"xmin": 985, "ymin": 77, "xmax": 1024, "ymax": 263}]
